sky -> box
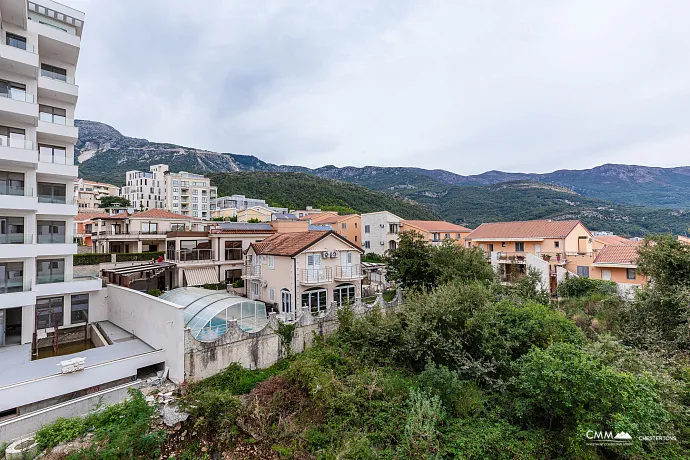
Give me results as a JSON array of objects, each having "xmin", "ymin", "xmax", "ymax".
[{"xmin": 66, "ymin": 0, "xmax": 690, "ymax": 175}]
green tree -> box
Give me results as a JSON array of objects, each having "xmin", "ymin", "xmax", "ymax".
[
  {"xmin": 98, "ymin": 195, "xmax": 131, "ymax": 208},
  {"xmin": 247, "ymin": 217, "xmax": 262, "ymax": 223},
  {"xmin": 429, "ymin": 240, "xmax": 494, "ymax": 284},
  {"xmin": 637, "ymin": 235, "xmax": 690, "ymax": 289},
  {"xmin": 384, "ymin": 231, "xmax": 434, "ymax": 290}
]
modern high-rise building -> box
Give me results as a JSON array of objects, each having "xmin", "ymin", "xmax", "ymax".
[
  {"xmin": 121, "ymin": 164, "xmax": 217, "ymax": 219},
  {"xmin": 0, "ymin": 0, "xmax": 104, "ymax": 406}
]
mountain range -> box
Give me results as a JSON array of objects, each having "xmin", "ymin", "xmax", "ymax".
[{"xmin": 75, "ymin": 120, "xmax": 690, "ymax": 236}]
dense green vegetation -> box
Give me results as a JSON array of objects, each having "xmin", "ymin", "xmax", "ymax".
[
  {"xmin": 208, "ymin": 172, "xmax": 438, "ymax": 220},
  {"xmin": 37, "ymin": 236, "xmax": 690, "ymax": 458}
]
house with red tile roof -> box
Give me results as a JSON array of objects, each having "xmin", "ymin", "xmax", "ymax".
[
  {"xmin": 401, "ymin": 220, "xmax": 472, "ymax": 246},
  {"xmin": 244, "ymin": 231, "xmax": 364, "ymax": 317},
  {"xmin": 465, "ymin": 219, "xmax": 594, "ymax": 292},
  {"xmin": 74, "ymin": 212, "xmax": 109, "ymax": 246},
  {"xmin": 591, "ymin": 244, "xmax": 646, "ymax": 288}
]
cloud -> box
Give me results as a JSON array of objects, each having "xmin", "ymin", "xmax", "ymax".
[{"xmin": 69, "ymin": 0, "xmax": 690, "ymax": 174}]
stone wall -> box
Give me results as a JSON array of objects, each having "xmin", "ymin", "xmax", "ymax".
[{"xmin": 184, "ymin": 291, "xmax": 402, "ymax": 382}]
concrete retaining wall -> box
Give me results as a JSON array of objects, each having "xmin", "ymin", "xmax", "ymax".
[{"xmin": 0, "ymin": 381, "xmax": 140, "ymax": 444}]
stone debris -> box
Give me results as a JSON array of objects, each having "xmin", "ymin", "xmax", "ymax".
[{"xmin": 160, "ymin": 403, "xmax": 189, "ymax": 427}]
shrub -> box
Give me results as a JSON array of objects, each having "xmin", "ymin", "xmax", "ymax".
[
  {"xmin": 557, "ymin": 275, "xmax": 617, "ymax": 298},
  {"xmin": 399, "ymin": 389, "xmax": 444, "ymax": 457},
  {"xmin": 73, "ymin": 253, "xmax": 111, "ymax": 266},
  {"xmin": 147, "ymin": 289, "xmax": 162, "ymax": 297},
  {"xmin": 115, "ymin": 251, "xmax": 164, "ymax": 262},
  {"xmin": 35, "ymin": 416, "xmax": 86, "ymax": 449},
  {"xmin": 416, "ymin": 363, "xmax": 484, "ymax": 417}
]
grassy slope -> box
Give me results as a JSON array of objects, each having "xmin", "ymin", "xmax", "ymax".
[{"xmin": 208, "ymin": 172, "xmax": 438, "ymax": 220}]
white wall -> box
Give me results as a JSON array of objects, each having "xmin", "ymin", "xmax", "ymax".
[{"xmin": 106, "ymin": 285, "xmax": 185, "ymax": 383}]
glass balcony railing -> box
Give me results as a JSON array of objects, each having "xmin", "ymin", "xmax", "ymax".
[
  {"xmin": 0, "ymin": 277, "xmax": 31, "ymax": 294},
  {"xmin": 0, "ymin": 136, "xmax": 33, "ymax": 149},
  {"xmin": 34, "ymin": 19, "xmax": 77, "ymax": 36},
  {"xmin": 0, "ymin": 187, "xmax": 34, "ymax": 198},
  {"xmin": 38, "ymin": 151, "xmax": 73, "ymax": 165},
  {"xmin": 40, "ymin": 69, "xmax": 75, "ymax": 84},
  {"xmin": 0, "ymin": 233, "xmax": 33, "ymax": 244},
  {"xmin": 36, "ymin": 272, "xmax": 100, "ymax": 286},
  {"xmin": 0, "ymin": 89, "xmax": 34, "ymax": 103},
  {"xmin": 38, "ymin": 194, "xmax": 73, "ymax": 205},
  {"xmin": 4, "ymin": 33, "xmax": 36, "ymax": 53},
  {"xmin": 39, "ymin": 113, "xmax": 74, "ymax": 126}
]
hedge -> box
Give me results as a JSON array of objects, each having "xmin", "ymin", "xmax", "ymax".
[{"xmin": 74, "ymin": 251, "xmax": 165, "ymax": 266}]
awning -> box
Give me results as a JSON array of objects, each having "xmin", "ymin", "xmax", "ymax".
[{"xmin": 183, "ymin": 267, "xmax": 219, "ymax": 286}]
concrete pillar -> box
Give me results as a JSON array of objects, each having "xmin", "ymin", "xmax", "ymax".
[{"xmin": 136, "ymin": 240, "xmax": 143, "ymax": 253}]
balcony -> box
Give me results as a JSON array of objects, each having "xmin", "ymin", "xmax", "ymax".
[
  {"xmin": 166, "ymin": 249, "xmax": 214, "ymax": 264},
  {"xmin": 91, "ymin": 230, "xmax": 169, "ymax": 239},
  {"xmin": 496, "ymin": 252, "xmax": 527, "ymax": 264},
  {"xmin": 36, "ymin": 240, "xmax": 77, "ymax": 257},
  {"xmin": 37, "ymin": 149, "xmax": 78, "ymax": 177},
  {"xmin": 0, "ymin": 233, "xmax": 33, "ymax": 258},
  {"xmin": 242, "ymin": 264, "xmax": 262, "ymax": 279},
  {"xmin": 35, "ymin": 273, "xmax": 102, "ymax": 297},
  {"xmin": 0, "ymin": 188, "xmax": 36, "ymax": 211},
  {"xmin": 334, "ymin": 264, "xmax": 364, "ymax": 281},
  {"xmin": 36, "ymin": 194, "xmax": 77, "ymax": 215},
  {"xmin": 37, "ymin": 116, "xmax": 78, "ymax": 143},
  {"xmin": 38, "ymin": 69, "xmax": 78, "ymax": 104},
  {"xmin": 0, "ymin": 277, "xmax": 35, "ymax": 309},
  {"xmin": 536, "ymin": 252, "xmax": 567, "ymax": 265},
  {"xmin": 28, "ymin": 19, "xmax": 81, "ymax": 64},
  {"xmin": 0, "ymin": 39, "xmax": 39, "ymax": 76},
  {"xmin": 300, "ymin": 267, "xmax": 333, "ymax": 286},
  {"xmin": 0, "ymin": 89, "xmax": 38, "ymax": 124},
  {"xmin": 0, "ymin": 136, "xmax": 37, "ymax": 167}
]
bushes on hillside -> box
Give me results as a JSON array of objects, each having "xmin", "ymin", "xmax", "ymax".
[{"xmin": 557, "ymin": 274, "xmax": 618, "ymax": 298}]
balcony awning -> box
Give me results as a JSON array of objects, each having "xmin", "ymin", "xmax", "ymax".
[{"xmin": 183, "ymin": 267, "xmax": 219, "ymax": 286}]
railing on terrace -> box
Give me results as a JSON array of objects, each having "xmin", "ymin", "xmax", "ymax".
[
  {"xmin": 166, "ymin": 249, "xmax": 214, "ymax": 263},
  {"xmin": 335, "ymin": 265, "xmax": 363, "ymax": 279},
  {"xmin": 0, "ymin": 276, "xmax": 32, "ymax": 294},
  {"xmin": 40, "ymin": 68, "xmax": 75, "ymax": 84},
  {"xmin": 0, "ymin": 233, "xmax": 33, "ymax": 244},
  {"xmin": 91, "ymin": 230, "xmax": 170, "ymax": 236},
  {"xmin": 536, "ymin": 252, "xmax": 567, "ymax": 263},
  {"xmin": 0, "ymin": 89, "xmax": 34, "ymax": 103},
  {"xmin": 0, "ymin": 135, "xmax": 32, "ymax": 150},
  {"xmin": 242, "ymin": 264, "xmax": 262, "ymax": 278},
  {"xmin": 37, "ymin": 195, "xmax": 73, "ymax": 205},
  {"xmin": 300, "ymin": 267, "xmax": 333, "ymax": 284},
  {"xmin": 37, "ymin": 273, "xmax": 99, "ymax": 285},
  {"xmin": 496, "ymin": 252, "xmax": 528, "ymax": 263}
]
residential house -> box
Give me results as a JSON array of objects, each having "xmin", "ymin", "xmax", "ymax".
[
  {"xmin": 401, "ymin": 220, "xmax": 472, "ymax": 245},
  {"xmin": 165, "ymin": 222, "xmax": 276, "ymax": 288},
  {"xmin": 592, "ymin": 234, "xmax": 633, "ymax": 253},
  {"xmin": 91, "ymin": 209, "xmax": 202, "ymax": 254},
  {"xmin": 303, "ymin": 213, "xmax": 362, "ymax": 246},
  {"xmin": 237, "ymin": 206, "xmax": 274, "ymax": 223},
  {"xmin": 73, "ymin": 211, "xmax": 108, "ymax": 247},
  {"xmin": 465, "ymin": 220, "xmax": 594, "ymax": 292},
  {"xmin": 243, "ymin": 231, "xmax": 364, "ymax": 318},
  {"xmin": 291, "ymin": 207, "xmax": 322, "ymax": 219},
  {"xmin": 361, "ymin": 211, "xmax": 403, "ymax": 255},
  {"xmin": 591, "ymin": 244, "xmax": 645, "ymax": 284},
  {"xmin": 74, "ymin": 179, "xmax": 119, "ymax": 212},
  {"xmin": 211, "ymin": 207, "xmax": 238, "ymax": 219}
]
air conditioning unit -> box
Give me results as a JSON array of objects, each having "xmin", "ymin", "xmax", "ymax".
[
  {"xmin": 322, "ymin": 251, "xmax": 330, "ymax": 258},
  {"xmin": 330, "ymin": 251, "xmax": 337, "ymax": 258},
  {"xmin": 380, "ymin": 241, "xmax": 385, "ymax": 245},
  {"xmin": 379, "ymin": 224, "xmax": 385, "ymax": 228}
]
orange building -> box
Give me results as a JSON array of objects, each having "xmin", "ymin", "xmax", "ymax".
[
  {"xmin": 591, "ymin": 244, "xmax": 646, "ymax": 286},
  {"xmin": 401, "ymin": 220, "xmax": 472, "ymax": 245},
  {"xmin": 74, "ymin": 212, "xmax": 109, "ymax": 247},
  {"xmin": 300, "ymin": 213, "xmax": 362, "ymax": 246}
]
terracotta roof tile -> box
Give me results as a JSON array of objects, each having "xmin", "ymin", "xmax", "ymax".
[
  {"xmin": 466, "ymin": 220, "xmax": 584, "ymax": 240},
  {"xmin": 403, "ymin": 220, "xmax": 472, "ymax": 233},
  {"xmin": 250, "ymin": 231, "xmax": 361, "ymax": 256},
  {"xmin": 594, "ymin": 245, "xmax": 640, "ymax": 265},
  {"xmin": 594, "ymin": 235, "xmax": 633, "ymax": 245},
  {"xmin": 74, "ymin": 212, "xmax": 110, "ymax": 222},
  {"xmin": 131, "ymin": 209, "xmax": 201, "ymax": 220}
]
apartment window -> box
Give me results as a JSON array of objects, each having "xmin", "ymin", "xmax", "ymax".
[
  {"xmin": 342, "ymin": 223, "xmax": 347, "ymax": 229},
  {"xmin": 626, "ymin": 268, "xmax": 636, "ymax": 280},
  {"xmin": 172, "ymin": 203, "xmax": 179, "ymax": 208},
  {"xmin": 0, "ymin": 216, "xmax": 24, "ymax": 244},
  {"xmin": 192, "ymin": 204, "xmax": 198, "ymax": 210},
  {"xmin": 364, "ymin": 225, "xmax": 370, "ymax": 234},
  {"xmin": 302, "ymin": 288, "xmax": 327, "ymax": 314},
  {"xmin": 224, "ymin": 269, "xmax": 242, "ymax": 284},
  {"xmin": 37, "ymin": 220, "xmax": 65, "ymax": 243},
  {"xmin": 0, "ymin": 126, "xmax": 26, "ymax": 148},
  {"xmin": 432, "ymin": 233, "xmax": 440, "ymax": 242},
  {"xmin": 202, "ymin": 205, "xmax": 207, "ymax": 210},
  {"xmin": 193, "ymin": 189, "xmax": 199, "ymax": 195},
  {"xmin": 141, "ymin": 222, "xmax": 158, "ymax": 234},
  {"xmin": 268, "ymin": 255, "xmax": 275, "ymax": 269},
  {"xmin": 172, "ymin": 180, "xmax": 179, "ymax": 186},
  {"xmin": 576, "ymin": 266, "xmax": 590, "ymax": 278},
  {"xmin": 252, "ymin": 281, "xmax": 260, "ymax": 297},
  {"xmin": 364, "ymin": 241, "xmax": 370, "ymax": 249},
  {"xmin": 192, "ymin": 197, "xmax": 198, "ymax": 203},
  {"xmin": 38, "ymin": 144, "xmax": 67, "ymax": 164},
  {"xmin": 171, "ymin": 223, "xmax": 185, "ymax": 232},
  {"xmin": 355, "ymin": 235, "xmax": 358, "ymax": 242},
  {"xmin": 0, "ymin": 262, "xmax": 23, "ymax": 293},
  {"xmin": 269, "ymin": 287, "xmax": 275, "ymax": 302},
  {"xmin": 35, "ymin": 296, "xmax": 64, "ymax": 329},
  {"xmin": 37, "ymin": 259, "xmax": 64, "ymax": 284},
  {"xmin": 38, "ymin": 182, "xmax": 67, "ymax": 204},
  {"xmin": 39, "ymin": 105, "xmax": 67, "ymax": 124},
  {"xmin": 6, "ymin": 33, "xmax": 27, "ymax": 50},
  {"xmin": 445, "ymin": 233, "xmax": 450, "ymax": 239},
  {"xmin": 355, "ymin": 223, "xmax": 358, "ymax": 229},
  {"xmin": 334, "ymin": 283, "xmax": 356, "ymax": 307},
  {"xmin": 173, "ymin": 196, "xmax": 178, "ymax": 201},
  {"xmin": 554, "ymin": 241, "xmax": 560, "ymax": 248},
  {"xmin": 40, "ymin": 63, "xmax": 67, "ymax": 82},
  {"xmin": 515, "ymin": 242, "xmax": 525, "ymax": 252},
  {"xmin": 173, "ymin": 187, "xmax": 179, "ymax": 193},
  {"xmin": 202, "ymin": 197, "xmax": 207, "ymax": 203},
  {"xmin": 224, "ymin": 241, "xmax": 242, "ymax": 260},
  {"xmin": 0, "ymin": 80, "xmax": 27, "ymax": 101},
  {"xmin": 193, "ymin": 211, "xmax": 198, "ymax": 217},
  {"xmin": 71, "ymin": 294, "xmax": 89, "ymax": 324},
  {"xmin": 501, "ymin": 242, "xmax": 506, "ymax": 248}
]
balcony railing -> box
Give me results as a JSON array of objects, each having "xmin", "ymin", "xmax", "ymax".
[
  {"xmin": 536, "ymin": 252, "xmax": 567, "ymax": 264},
  {"xmin": 0, "ymin": 233, "xmax": 33, "ymax": 244},
  {"xmin": 37, "ymin": 273, "xmax": 99, "ymax": 285},
  {"xmin": 0, "ymin": 89, "xmax": 34, "ymax": 103},
  {"xmin": 38, "ymin": 151, "xmax": 73, "ymax": 165},
  {"xmin": 4, "ymin": 32, "xmax": 36, "ymax": 52},
  {"xmin": 242, "ymin": 264, "xmax": 262, "ymax": 278},
  {"xmin": 0, "ymin": 277, "xmax": 32, "ymax": 294},
  {"xmin": 300, "ymin": 267, "xmax": 333, "ymax": 285},
  {"xmin": 1, "ymin": 187, "xmax": 34, "ymax": 198},
  {"xmin": 40, "ymin": 68, "xmax": 75, "ymax": 84},
  {"xmin": 496, "ymin": 252, "xmax": 527, "ymax": 263},
  {"xmin": 39, "ymin": 113, "xmax": 75, "ymax": 126},
  {"xmin": 91, "ymin": 229, "xmax": 170, "ymax": 237},
  {"xmin": 335, "ymin": 265, "xmax": 363, "ymax": 280},
  {"xmin": 0, "ymin": 136, "xmax": 33, "ymax": 149},
  {"xmin": 38, "ymin": 195, "xmax": 73, "ymax": 205},
  {"xmin": 166, "ymin": 249, "xmax": 214, "ymax": 263}
]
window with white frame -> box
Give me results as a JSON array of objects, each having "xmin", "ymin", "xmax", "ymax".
[
  {"xmin": 333, "ymin": 283, "xmax": 356, "ymax": 307},
  {"xmin": 268, "ymin": 255, "xmax": 275, "ymax": 269},
  {"xmin": 269, "ymin": 287, "xmax": 275, "ymax": 301}
]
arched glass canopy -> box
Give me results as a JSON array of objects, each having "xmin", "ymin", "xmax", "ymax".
[{"xmin": 160, "ymin": 287, "xmax": 268, "ymax": 341}]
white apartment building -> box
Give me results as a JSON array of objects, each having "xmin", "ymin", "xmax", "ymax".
[
  {"xmin": 122, "ymin": 164, "xmax": 217, "ymax": 219},
  {"xmin": 361, "ymin": 211, "xmax": 402, "ymax": 255},
  {"xmin": 164, "ymin": 169, "xmax": 217, "ymax": 220},
  {"xmin": 213, "ymin": 194, "xmax": 268, "ymax": 212},
  {"xmin": 74, "ymin": 178, "xmax": 118, "ymax": 211}
]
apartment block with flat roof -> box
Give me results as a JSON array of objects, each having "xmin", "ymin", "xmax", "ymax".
[{"xmin": 164, "ymin": 169, "xmax": 217, "ymax": 220}]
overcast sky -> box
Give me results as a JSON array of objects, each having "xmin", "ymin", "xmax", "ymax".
[{"xmin": 66, "ymin": 0, "xmax": 690, "ymax": 175}]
